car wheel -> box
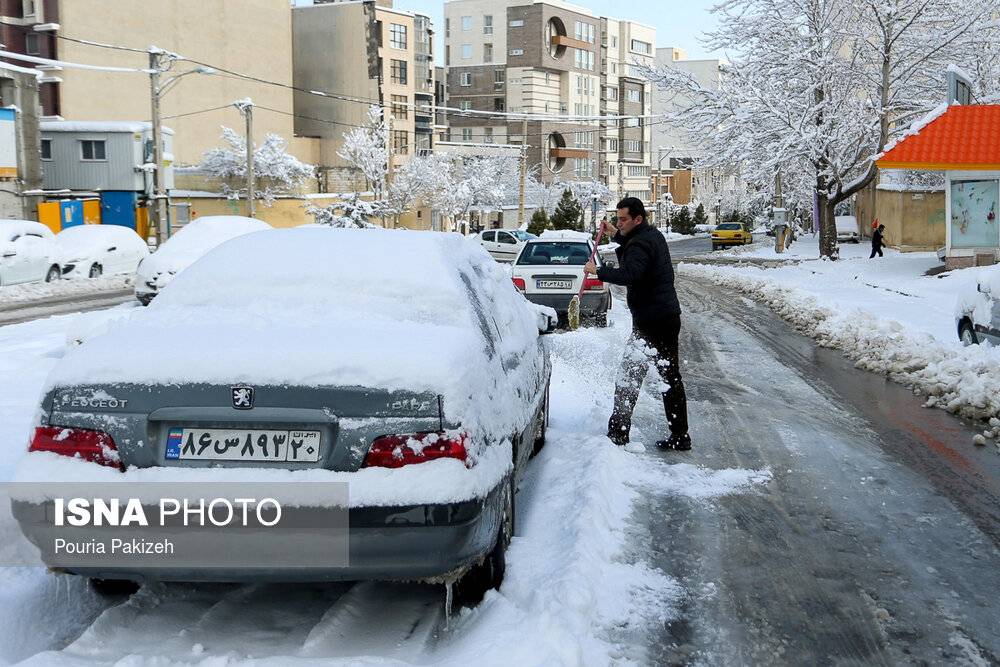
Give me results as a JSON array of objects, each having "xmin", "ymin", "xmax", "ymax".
[
  {"xmin": 89, "ymin": 264, "xmax": 102, "ymax": 278},
  {"xmin": 45, "ymin": 265, "xmax": 61, "ymax": 283},
  {"xmin": 595, "ymin": 312, "xmax": 609, "ymax": 328},
  {"xmin": 455, "ymin": 477, "xmax": 513, "ymax": 606},
  {"xmin": 531, "ymin": 384, "xmax": 549, "ymax": 456},
  {"xmin": 960, "ymin": 320, "xmax": 978, "ymax": 346},
  {"xmin": 89, "ymin": 578, "xmax": 140, "ymax": 597}
]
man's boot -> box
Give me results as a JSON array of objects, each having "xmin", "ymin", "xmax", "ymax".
[
  {"xmin": 655, "ymin": 389, "xmax": 691, "ymax": 451},
  {"xmin": 607, "ymin": 413, "xmax": 629, "ymax": 447}
]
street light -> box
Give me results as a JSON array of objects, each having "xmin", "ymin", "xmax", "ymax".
[{"xmin": 655, "ymin": 145, "xmax": 674, "ymax": 228}]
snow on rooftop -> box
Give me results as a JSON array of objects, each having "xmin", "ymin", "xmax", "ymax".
[{"xmin": 40, "ymin": 120, "xmax": 175, "ymax": 134}]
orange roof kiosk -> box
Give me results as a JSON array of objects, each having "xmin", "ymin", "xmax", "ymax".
[{"xmin": 877, "ymin": 104, "xmax": 1000, "ymax": 269}]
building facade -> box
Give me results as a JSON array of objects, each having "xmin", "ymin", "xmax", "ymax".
[
  {"xmin": 443, "ymin": 0, "xmax": 653, "ymax": 199},
  {"xmin": 292, "ymin": 0, "xmax": 435, "ymax": 193},
  {"xmin": 0, "ymin": 61, "xmax": 43, "ymax": 218}
]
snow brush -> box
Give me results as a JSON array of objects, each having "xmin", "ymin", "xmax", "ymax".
[{"xmin": 568, "ymin": 221, "xmax": 607, "ymax": 331}]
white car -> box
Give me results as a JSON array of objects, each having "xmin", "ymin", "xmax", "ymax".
[
  {"xmin": 956, "ymin": 267, "xmax": 1000, "ymax": 346},
  {"xmin": 511, "ymin": 230, "xmax": 611, "ymax": 327},
  {"xmin": 479, "ymin": 229, "xmax": 536, "ymax": 262},
  {"xmin": 135, "ymin": 215, "xmax": 271, "ymax": 305},
  {"xmin": 835, "ymin": 215, "xmax": 861, "ymax": 243},
  {"xmin": 0, "ymin": 219, "xmax": 62, "ymax": 286},
  {"xmin": 56, "ymin": 225, "xmax": 149, "ymax": 279}
]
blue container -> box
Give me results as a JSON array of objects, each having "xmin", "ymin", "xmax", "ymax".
[
  {"xmin": 100, "ymin": 191, "xmax": 138, "ymax": 229},
  {"xmin": 60, "ymin": 200, "xmax": 84, "ymax": 228}
]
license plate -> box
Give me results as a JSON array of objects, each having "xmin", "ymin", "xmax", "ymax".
[
  {"xmin": 165, "ymin": 428, "xmax": 322, "ymax": 462},
  {"xmin": 537, "ymin": 279, "xmax": 572, "ymax": 289}
]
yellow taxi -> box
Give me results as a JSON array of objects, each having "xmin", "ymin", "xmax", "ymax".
[{"xmin": 711, "ymin": 222, "xmax": 754, "ymax": 250}]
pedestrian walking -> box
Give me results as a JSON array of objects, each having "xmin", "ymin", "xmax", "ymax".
[
  {"xmin": 870, "ymin": 223, "xmax": 886, "ymax": 258},
  {"xmin": 584, "ymin": 197, "xmax": 691, "ymax": 451}
]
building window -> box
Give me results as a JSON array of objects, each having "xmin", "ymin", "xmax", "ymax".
[
  {"xmin": 631, "ymin": 39, "xmax": 652, "ymax": 55},
  {"xmin": 626, "ymin": 139, "xmax": 642, "ymax": 153},
  {"xmin": 494, "ymin": 69, "xmax": 505, "ymax": 85},
  {"xmin": 461, "ymin": 16, "xmax": 472, "ymax": 31},
  {"xmin": 509, "ymin": 48, "xmax": 524, "ymax": 56},
  {"xmin": 626, "ymin": 89, "xmax": 642, "ymax": 103},
  {"xmin": 389, "ymin": 23, "xmax": 407, "ymax": 49},
  {"xmin": 484, "ymin": 43, "xmax": 493, "ymax": 62},
  {"xmin": 494, "ymin": 97, "xmax": 505, "ymax": 111},
  {"xmin": 445, "ymin": 18, "xmax": 450, "ymax": 38},
  {"xmin": 40, "ymin": 138, "xmax": 51, "ymax": 160},
  {"xmin": 80, "ymin": 140, "xmax": 106, "ymax": 161},
  {"xmin": 606, "ymin": 86, "xmax": 618, "ymax": 100},
  {"xmin": 483, "ymin": 15, "xmax": 493, "ymax": 34},
  {"xmin": 391, "ymin": 94, "xmax": 408, "ymax": 119},
  {"xmin": 460, "ymin": 72, "xmax": 472, "ymax": 86},
  {"xmin": 484, "ymin": 127, "xmax": 494, "ymax": 143},
  {"xmin": 445, "ymin": 46, "xmax": 450, "ymax": 66},
  {"xmin": 574, "ymin": 22, "xmax": 595, "ymax": 44},
  {"xmin": 510, "ymin": 19, "xmax": 524, "ymax": 27},
  {"xmin": 462, "ymin": 128, "xmax": 473, "ymax": 142},
  {"xmin": 459, "ymin": 100, "xmax": 472, "ymax": 111},
  {"xmin": 391, "ymin": 59, "xmax": 407, "ymax": 84},
  {"xmin": 22, "ymin": 0, "xmax": 34, "ymax": 17},
  {"xmin": 606, "ymin": 138, "xmax": 619, "ymax": 152},
  {"xmin": 392, "ymin": 130, "xmax": 409, "ymax": 155},
  {"xmin": 611, "ymin": 35, "xmax": 617, "ymax": 48},
  {"xmin": 574, "ymin": 49, "xmax": 594, "ymax": 71},
  {"xmin": 24, "ymin": 33, "xmax": 40, "ymax": 55},
  {"xmin": 461, "ymin": 43, "xmax": 472, "ymax": 59}
]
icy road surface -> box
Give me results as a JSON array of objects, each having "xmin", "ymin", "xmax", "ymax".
[{"xmin": 0, "ymin": 241, "xmax": 998, "ymax": 665}]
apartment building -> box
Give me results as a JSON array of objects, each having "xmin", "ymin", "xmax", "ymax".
[
  {"xmin": 444, "ymin": 0, "xmax": 653, "ymax": 199},
  {"xmin": 0, "ymin": 0, "xmax": 316, "ymax": 167},
  {"xmin": 292, "ymin": 0, "xmax": 435, "ymax": 193}
]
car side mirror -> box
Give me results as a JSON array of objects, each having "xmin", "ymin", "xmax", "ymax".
[
  {"xmin": 541, "ymin": 314, "xmax": 558, "ymax": 334},
  {"xmin": 107, "ymin": 246, "xmax": 117, "ymax": 252}
]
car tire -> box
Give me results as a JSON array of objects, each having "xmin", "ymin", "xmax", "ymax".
[
  {"xmin": 89, "ymin": 263, "xmax": 102, "ymax": 279},
  {"xmin": 595, "ymin": 312, "xmax": 609, "ymax": 328},
  {"xmin": 455, "ymin": 476, "xmax": 513, "ymax": 606},
  {"xmin": 45, "ymin": 265, "xmax": 61, "ymax": 283},
  {"xmin": 959, "ymin": 320, "xmax": 978, "ymax": 346},
  {"xmin": 531, "ymin": 384, "xmax": 549, "ymax": 457},
  {"xmin": 89, "ymin": 578, "xmax": 140, "ymax": 597},
  {"xmin": 711, "ymin": 244, "xmax": 718, "ymax": 251}
]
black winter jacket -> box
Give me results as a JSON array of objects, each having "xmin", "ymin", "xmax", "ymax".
[
  {"xmin": 872, "ymin": 229, "xmax": 885, "ymax": 249},
  {"xmin": 596, "ymin": 222, "xmax": 681, "ymax": 327}
]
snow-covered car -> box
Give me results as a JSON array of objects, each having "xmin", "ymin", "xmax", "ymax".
[
  {"xmin": 0, "ymin": 219, "xmax": 62, "ymax": 286},
  {"xmin": 12, "ymin": 228, "xmax": 551, "ymax": 600},
  {"xmin": 478, "ymin": 229, "xmax": 536, "ymax": 262},
  {"xmin": 55, "ymin": 224, "xmax": 149, "ymax": 279},
  {"xmin": 956, "ymin": 268, "xmax": 1000, "ymax": 346},
  {"xmin": 135, "ymin": 215, "xmax": 271, "ymax": 305},
  {"xmin": 511, "ymin": 230, "xmax": 611, "ymax": 326},
  {"xmin": 836, "ymin": 215, "xmax": 861, "ymax": 243}
]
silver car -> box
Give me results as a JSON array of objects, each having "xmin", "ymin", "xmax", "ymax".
[
  {"xmin": 13, "ymin": 229, "xmax": 553, "ymax": 603},
  {"xmin": 957, "ymin": 276, "xmax": 1000, "ymax": 345}
]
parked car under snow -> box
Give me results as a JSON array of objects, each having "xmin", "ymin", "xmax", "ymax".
[
  {"xmin": 0, "ymin": 219, "xmax": 61, "ymax": 286},
  {"xmin": 12, "ymin": 229, "xmax": 552, "ymax": 601},
  {"xmin": 135, "ymin": 215, "xmax": 271, "ymax": 305},
  {"xmin": 55, "ymin": 224, "xmax": 149, "ymax": 279},
  {"xmin": 956, "ymin": 268, "xmax": 1000, "ymax": 346}
]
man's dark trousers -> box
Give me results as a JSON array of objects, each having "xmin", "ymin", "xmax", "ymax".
[{"xmin": 608, "ymin": 313, "xmax": 688, "ymax": 442}]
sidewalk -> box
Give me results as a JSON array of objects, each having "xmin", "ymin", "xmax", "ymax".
[{"xmin": 680, "ymin": 236, "xmax": 1000, "ymax": 432}]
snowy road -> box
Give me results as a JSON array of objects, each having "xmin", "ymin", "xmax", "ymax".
[{"xmin": 1, "ymin": 253, "xmax": 999, "ymax": 665}]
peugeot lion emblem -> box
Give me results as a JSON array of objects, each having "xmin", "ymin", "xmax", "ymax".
[{"xmin": 232, "ymin": 385, "xmax": 255, "ymax": 410}]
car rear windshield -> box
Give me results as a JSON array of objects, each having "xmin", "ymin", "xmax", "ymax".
[
  {"xmin": 517, "ymin": 242, "xmax": 591, "ymax": 265},
  {"xmin": 717, "ymin": 223, "xmax": 742, "ymax": 230}
]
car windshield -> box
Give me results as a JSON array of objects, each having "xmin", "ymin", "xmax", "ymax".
[
  {"xmin": 717, "ymin": 223, "xmax": 742, "ymax": 231},
  {"xmin": 517, "ymin": 242, "xmax": 590, "ymax": 265},
  {"xmin": 511, "ymin": 231, "xmax": 536, "ymax": 241}
]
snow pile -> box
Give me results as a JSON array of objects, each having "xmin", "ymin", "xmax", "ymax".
[
  {"xmin": 681, "ymin": 261, "xmax": 1000, "ymax": 422},
  {"xmin": 137, "ymin": 215, "xmax": 270, "ymax": 289},
  {"xmin": 47, "ymin": 228, "xmax": 545, "ymax": 441},
  {"xmin": 0, "ymin": 275, "xmax": 133, "ymax": 305}
]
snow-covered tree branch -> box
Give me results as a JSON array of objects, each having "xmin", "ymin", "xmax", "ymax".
[{"xmin": 199, "ymin": 127, "xmax": 315, "ymax": 206}]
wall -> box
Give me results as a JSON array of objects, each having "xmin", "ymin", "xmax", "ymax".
[
  {"xmin": 0, "ymin": 65, "xmax": 42, "ymax": 219},
  {"xmin": 856, "ymin": 183, "xmax": 945, "ymax": 252},
  {"xmin": 56, "ymin": 0, "xmax": 316, "ymax": 167}
]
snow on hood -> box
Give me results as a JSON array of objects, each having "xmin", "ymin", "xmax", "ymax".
[
  {"xmin": 956, "ymin": 264, "xmax": 1000, "ymax": 327},
  {"xmin": 540, "ymin": 229, "xmax": 594, "ymax": 242},
  {"xmin": 55, "ymin": 224, "xmax": 148, "ymax": 263},
  {"xmin": 138, "ymin": 216, "xmax": 271, "ymax": 283},
  {"xmin": 48, "ymin": 228, "xmax": 544, "ymax": 436}
]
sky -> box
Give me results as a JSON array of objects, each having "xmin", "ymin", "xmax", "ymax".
[{"xmin": 302, "ymin": 1, "xmax": 723, "ymax": 63}]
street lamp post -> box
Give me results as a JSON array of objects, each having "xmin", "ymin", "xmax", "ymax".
[
  {"xmin": 655, "ymin": 145, "xmax": 674, "ymax": 228},
  {"xmin": 591, "ymin": 193, "xmax": 599, "ymax": 234}
]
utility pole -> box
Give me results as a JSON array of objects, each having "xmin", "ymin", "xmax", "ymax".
[
  {"xmin": 148, "ymin": 49, "xmax": 168, "ymax": 245},
  {"xmin": 238, "ymin": 101, "xmax": 256, "ymax": 218},
  {"xmin": 384, "ymin": 107, "xmax": 393, "ymax": 228},
  {"xmin": 517, "ymin": 117, "xmax": 528, "ymax": 229}
]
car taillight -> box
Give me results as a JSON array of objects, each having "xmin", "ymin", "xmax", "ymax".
[
  {"xmin": 512, "ymin": 277, "xmax": 526, "ymax": 291},
  {"xmin": 362, "ymin": 431, "xmax": 470, "ymax": 469},
  {"xmin": 583, "ymin": 277, "xmax": 604, "ymax": 291},
  {"xmin": 29, "ymin": 426, "xmax": 122, "ymax": 470}
]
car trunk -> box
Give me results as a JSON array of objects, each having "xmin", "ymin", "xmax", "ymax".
[{"xmin": 44, "ymin": 383, "xmax": 446, "ymax": 473}]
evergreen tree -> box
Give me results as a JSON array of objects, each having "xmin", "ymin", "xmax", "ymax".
[
  {"xmin": 672, "ymin": 206, "xmax": 695, "ymax": 235},
  {"xmin": 550, "ymin": 189, "xmax": 584, "ymax": 231},
  {"xmin": 527, "ymin": 208, "xmax": 551, "ymax": 236},
  {"xmin": 692, "ymin": 203, "xmax": 709, "ymax": 227}
]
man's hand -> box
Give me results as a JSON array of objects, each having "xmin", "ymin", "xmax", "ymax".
[
  {"xmin": 604, "ymin": 221, "xmax": 618, "ymax": 237},
  {"xmin": 584, "ymin": 260, "xmax": 598, "ymax": 276}
]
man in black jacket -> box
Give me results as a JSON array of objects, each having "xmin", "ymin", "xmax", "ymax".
[
  {"xmin": 584, "ymin": 197, "xmax": 691, "ymax": 451},
  {"xmin": 869, "ymin": 223, "xmax": 886, "ymax": 259}
]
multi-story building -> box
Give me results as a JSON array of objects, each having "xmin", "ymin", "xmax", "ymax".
[
  {"xmin": 292, "ymin": 0, "xmax": 435, "ymax": 194},
  {"xmin": 0, "ymin": 0, "xmax": 316, "ymax": 167},
  {"xmin": 444, "ymin": 0, "xmax": 653, "ymax": 200}
]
